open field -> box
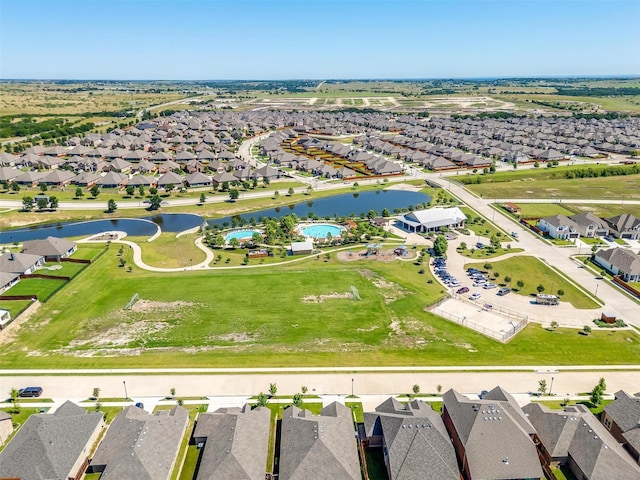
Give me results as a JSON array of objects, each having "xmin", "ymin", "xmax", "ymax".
[
  {"xmin": 467, "ymin": 173, "xmax": 640, "ymax": 200},
  {"xmin": 508, "ymin": 203, "xmax": 577, "ymax": 218},
  {"xmin": 0, "ymin": 243, "xmax": 637, "ymax": 368},
  {"xmin": 464, "ymin": 256, "xmax": 599, "ymax": 309},
  {"xmin": 128, "ymin": 233, "xmax": 207, "ymax": 269}
]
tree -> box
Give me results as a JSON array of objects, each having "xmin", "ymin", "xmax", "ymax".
[
  {"xmin": 90, "ymin": 185, "xmax": 100, "ymax": 198},
  {"xmin": 92, "ymin": 387, "xmax": 101, "ymax": 401},
  {"xmin": 433, "ymin": 235, "xmax": 448, "ymax": 257},
  {"xmin": 22, "ymin": 196, "xmax": 34, "ymax": 212},
  {"xmin": 537, "ymin": 284, "xmax": 545, "ymax": 293},
  {"xmin": 287, "ymin": 187, "xmax": 294, "ymax": 196},
  {"xmin": 229, "ymin": 238, "xmax": 240, "ymax": 249},
  {"xmin": 125, "ymin": 185, "xmax": 135, "ymax": 196},
  {"xmin": 550, "ymin": 321, "xmax": 559, "ymax": 330},
  {"xmin": 9, "ymin": 387, "xmax": 20, "ymax": 413},
  {"xmin": 381, "ymin": 208, "xmax": 390, "ymax": 217},
  {"xmin": 75, "ymin": 187, "xmax": 83, "ymax": 198},
  {"xmin": 138, "ymin": 185, "xmax": 145, "ymax": 197},
  {"xmin": 257, "ymin": 392, "xmax": 269, "ymax": 407},
  {"xmin": 37, "ymin": 197, "xmax": 48, "ymax": 210},
  {"xmin": 301, "ymin": 386, "xmax": 308, "ymax": 395},
  {"xmin": 412, "ymin": 384, "xmax": 420, "ymax": 397},
  {"xmin": 11, "ymin": 182, "xmax": 20, "ymax": 193},
  {"xmin": 274, "ymin": 190, "xmax": 280, "ymax": 198},
  {"xmin": 437, "ymin": 384, "xmax": 442, "ymax": 394},
  {"xmin": 459, "ymin": 241, "xmax": 467, "ymax": 251},
  {"xmin": 597, "ymin": 377, "xmax": 606, "ymax": 393},
  {"xmin": 107, "ymin": 199, "xmax": 117, "ymax": 213},
  {"xmin": 148, "ymin": 195, "xmax": 162, "ymax": 211},
  {"xmin": 538, "ymin": 379, "xmax": 547, "ymax": 395},
  {"xmin": 119, "ymin": 258, "xmax": 127, "ymax": 267},
  {"xmin": 504, "ymin": 275, "xmax": 511, "ymax": 284},
  {"xmin": 590, "ymin": 383, "xmax": 603, "ymax": 406},
  {"xmin": 39, "ymin": 183, "xmax": 48, "ymax": 193},
  {"xmin": 516, "ymin": 279, "xmax": 525, "ymax": 290},
  {"xmin": 49, "ymin": 196, "xmax": 58, "ymax": 210},
  {"xmin": 292, "ymin": 393, "xmax": 303, "ymax": 407},
  {"xmin": 269, "ymin": 383, "xmax": 277, "ymax": 397},
  {"xmin": 149, "ymin": 187, "xmax": 157, "ymax": 196},
  {"xmin": 583, "ymin": 325, "xmax": 592, "ymax": 335},
  {"xmin": 484, "ymin": 263, "xmax": 493, "ymax": 271},
  {"xmin": 229, "ymin": 189, "xmax": 239, "ymax": 201},
  {"xmin": 557, "ymin": 289, "xmax": 565, "ymax": 296},
  {"xmin": 263, "ymin": 177, "xmax": 270, "ymax": 187},
  {"xmin": 165, "ymin": 183, "xmax": 175, "ymax": 194},
  {"xmin": 170, "ymin": 387, "xmax": 176, "ymax": 398},
  {"xmin": 199, "ymin": 193, "xmax": 206, "ymax": 205},
  {"xmin": 251, "ymin": 232, "xmax": 263, "ymax": 245}
]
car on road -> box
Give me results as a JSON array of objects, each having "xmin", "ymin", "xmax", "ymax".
[
  {"xmin": 469, "ymin": 292, "xmax": 481, "ymax": 301},
  {"xmin": 511, "ymin": 231, "xmax": 519, "ymax": 238},
  {"xmin": 476, "ymin": 242, "xmax": 485, "ymax": 249},
  {"xmin": 457, "ymin": 286, "xmax": 470, "ymax": 294},
  {"xmin": 18, "ymin": 386, "xmax": 43, "ymax": 397},
  {"xmin": 497, "ymin": 287, "xmax": 511, "ymax": 296}
]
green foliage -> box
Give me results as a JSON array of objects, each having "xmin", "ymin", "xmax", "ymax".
[
  {"xmin": 292, "ymin": 392, "xmax": 303, "ymax": 407},
  {"xmin": 269, "ymin": 383, "xmax": 278, "ymax": 396},
  {"xmin": 89, "ymin": 185, "xmax": 100, "ymax": 198},
  {"xmin": 257, "ymin": 392, "xmax": 269, "ymax": 407},
  {"xmin": 433, "ymin": 235, "xmax": 448, "ymax": 257},
  {"xmin": 22, "ymin": 195, "xmax": 33, "ymax": 211},
  {"xmin": 107, "ymin": 199, "xmax": 117, "ymax": 213},
  {"xmin": 538, "ymin": 379, "xmax": 547, "ymax": 395}
]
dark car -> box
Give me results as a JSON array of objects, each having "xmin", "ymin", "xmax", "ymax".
[
  {"xmin": 456, "ymin": 286, "xmax": 470, "ymax": 294},
  {"xmin": 497, "ymin": 287, "xmax": 511, "ymax": 296},
  {"xmin": 18, "ymin": 386, "xmax": 43, "ymax": 397},
  {"xmin": 135, "ymin": 402, "xmax": 145, "ymax": 410}
]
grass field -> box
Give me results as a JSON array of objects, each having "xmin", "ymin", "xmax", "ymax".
[
  {"xmin": 464, "ymin": 256, "xmax": 598, "ymax": 309},
  {"xmin": 466, "ymin": 173, "xmax": 640, "ymax": 200},
  {"xmin": 1, "ymin": 243, "xmax": 637, "ymax": 368},
  {"xmin": 508, "ymin": 203, "xmax": 577, "ymax": 218},
  {"xmin": 128, "ymin": 232, "xmax": 207, "ymax": 269}
]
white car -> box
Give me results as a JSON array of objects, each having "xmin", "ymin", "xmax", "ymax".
[
  {"xmin": 470, "ymin": 292, "xmax": 481, "ymax": 301},
  {"xmin": 483, "ymin": 283, "xmax": 497, "ymax": 289},
  {"xmin": 473, "ymin": 281, "xmax": 486, "ymax": 287}
]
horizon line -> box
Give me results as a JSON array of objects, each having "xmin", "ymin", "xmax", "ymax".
[{"xmin": 1, "ymin": 74, "xmax": 639, "ymax": 83}]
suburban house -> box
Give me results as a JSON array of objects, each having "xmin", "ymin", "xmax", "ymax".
[
  {"xmin": 538, "ymin": 214, "xmax": 580, "ymax": 240},
  {"xmin": 278, "ymin": 402, "xmax": 361, "ymax": 480},
  {"xmin": 523, "ymin": 402, "xmax": 640, "ymax": 479},
  {"xmin": 0, "ymin": 410, "xmax": 12, "ymax": 445},
  {"xmin": 601, "ymin": 390, "xmax": 640, "ymax": 464},
  {"xmin": 22, "ymin": 236, "xmax": 77, "ymax": 261},
  {"xmin": 594, "ymin": 248, "xmax": 640, "ymax": 282},
  {"xmin": 0, "ymin": 401, "xmax": 105, "ymax": 480},
  {"xmin": 88, "ymin": 405, "xmax": 189, "ymax": 480},
  {"xmin": 363, "ymin": 397, "xmax": 460, "ymax": 480},
  {"xmin": 193, "ymin": 404, "xmax": 271, "ymax": 480},
  {"xmin": 442, "ymin": 386, "xmax": 543, "ymax": 480},
  {"xmin": 0, "ymin": 252, "xmax": 45, "ymax": 274},
  {"xmin": 570, "ymin": 212, "xmax": 609, "ymax": 238},
  {"xmin": 605, "ymin": 213, "xmax": 640, "ymax": 240},
  {"xmin": 0, "ymin": 271, "xmax": 20, "ymax": 294},
  {"xmin": 398, "ymin": 207, "xmax": 466, "ymax": 233}
]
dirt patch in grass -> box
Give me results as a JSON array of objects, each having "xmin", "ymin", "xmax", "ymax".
[
  {"xmin": 359, "ymin": 269, "xmax": 409, "ymax": 303},
  {"xmin": 301, "ymin": 292, "xmax": 353, "ymax": 303},
  {"xmin": 337, "ymin": 249, "xmax": 399, "ymax": 263},
  {"xmin": 130, "ymin": 299, "xmax": 193, "ymax": 313}
]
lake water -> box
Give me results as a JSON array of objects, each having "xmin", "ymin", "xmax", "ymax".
[
  {"xmin": 208, "ymin": 189, "xmax": 430, "ymax": 227},
  {"xmin": 1, "ymin": 214, "xmax": 204, "ymax": 244}
]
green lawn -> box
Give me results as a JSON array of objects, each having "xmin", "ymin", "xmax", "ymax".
[
  {"xmin": 467, "ymin": 173, "xmax": 640, "ymax": 200},
  {"xmin": 460, "ymin": 206, "xmax": 506, "ymax": 239},
  {"xmin": 464, "ymin": 256, "xmax": 599, "ymax": 309},
  {"xmin": 458, "ymin": 247, "xmax": 523, "ymax": 259},
  {"xmin": 0, "ymin": 276, "xmax": 67, "ymax": 302},
  {"xmin": 128, "ymin": 232, "xmax": 207, "ymax": 269},
  {"xmin": 1, "ymin": 246, "xmax": 638, "ymax": 368},
  {"xmin": 508, "ymin": 203, "xmax": 576, "ymax": 218},
  {"xmin": 0, "ymin": 406, "xmax": 47, "ymax": 451}
]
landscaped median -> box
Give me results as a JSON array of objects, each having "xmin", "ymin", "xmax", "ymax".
[{"xmin": 464, "ymin": 255, "xmax": 599, "ymax": 309}]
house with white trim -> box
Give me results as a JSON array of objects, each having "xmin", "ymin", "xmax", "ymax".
[{"xmin": 398, "ymin": 207, "xmax": 466, "ymax": 233}]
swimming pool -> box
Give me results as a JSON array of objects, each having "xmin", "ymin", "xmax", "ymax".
[
  {"xmin": 301, "ymin": 224, "xmax": 344, "ymax": 239},
  {"xmin": 225, "ymin": 229, "xmax": 262, "ymax": 242}
]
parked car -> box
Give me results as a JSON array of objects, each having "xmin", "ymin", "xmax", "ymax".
[
  {"xmin": 476, "ymin": 242, "xmax": 485, "ymax": 249},
  {"xmin": 135, "ymin": 402, "xmax": 145, "ymax": 410},
  {"xmin": 469, "ymin": 292, "xmax": 481, "ymax": 301},
  {"xmin": 511, "ymin": 231, "xmax": 519, "ymax": 238},
  {"xmin": 457, "ymin": 287, "xmax": 470, "ymax": 294},
  {"xmin": 483, "ymin": 283, "xmax": 497, "ymax": 289},
  {"xmin": 497, "ymin": 287, "xmax": 511, "ymax": 296},
  {"xmin": 18, "ymin": 386, "xmax": 43, "ymax": 397},
  {"xmin": 473, "ymin": 281, "xmax": 486, "ymax": 287},
  {"xmin": 448, "ymin": 281, "xmax": 461, "ymax": 287}
]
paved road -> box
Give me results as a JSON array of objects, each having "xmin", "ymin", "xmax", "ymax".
[{"xmin": 1, "ymin": 369, "xmax": 638, "ymax": 399}]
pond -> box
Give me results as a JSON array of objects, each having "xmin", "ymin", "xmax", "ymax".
[
  {"xmin": 208, "ymin": 189, "xmax": 430, "ymax": 227},
  {"xmin": 1, "ymin": 214, "xmax": 205, "ymax": 244}
]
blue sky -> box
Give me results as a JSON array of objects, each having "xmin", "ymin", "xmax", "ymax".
[{"xmin": 1, "ymin": 0, "xmax": 638, "ymax": 80}]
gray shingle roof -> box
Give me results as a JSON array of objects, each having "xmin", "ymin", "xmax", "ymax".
[
  {"xmin": 364, "ymin": 398, "xmax": 459, "ymax": 480},
  {"xmin": 0, "ymin": 252, "xmax": 44, "ymax": 274},
  {"xmin": 90, "ymin": 405, "xmax": 189, "ymax": 480},
  {"xmin": 443, "ymin": 388, "xmax": 543, "ymax": 480},
  {"xmin": 0, "ymin": 401, "xmax": 104, "ymax": 480},
  {"xmin": 595, "ymin": 248, "xmax": 640, "ymax": 275},
  {"xmin": 22, "ymin": 236, "xmax": 76, "ymax": 258},
  {"xmin": 279, "ymin": 402, "xmax": 360, "ymax": 480},
  {"xmin": 193, "ymin": 404, "xmax": 270, "ymax": 480}
]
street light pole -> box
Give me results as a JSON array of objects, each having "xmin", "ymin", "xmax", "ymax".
[
  {"xmin": 595, "ymin": 284, "xmax": 599, "ymax": 297},
  {"xmin": 123, "ymin": 380, "xmax": 128, "ymax": 401},
  {"xmin": 549, "ymin": 377, "xmax": 554, "ymax": 396},
  {"xmin": 351, "ymin": 378, "xmax": 354, "ymax": 398}
]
